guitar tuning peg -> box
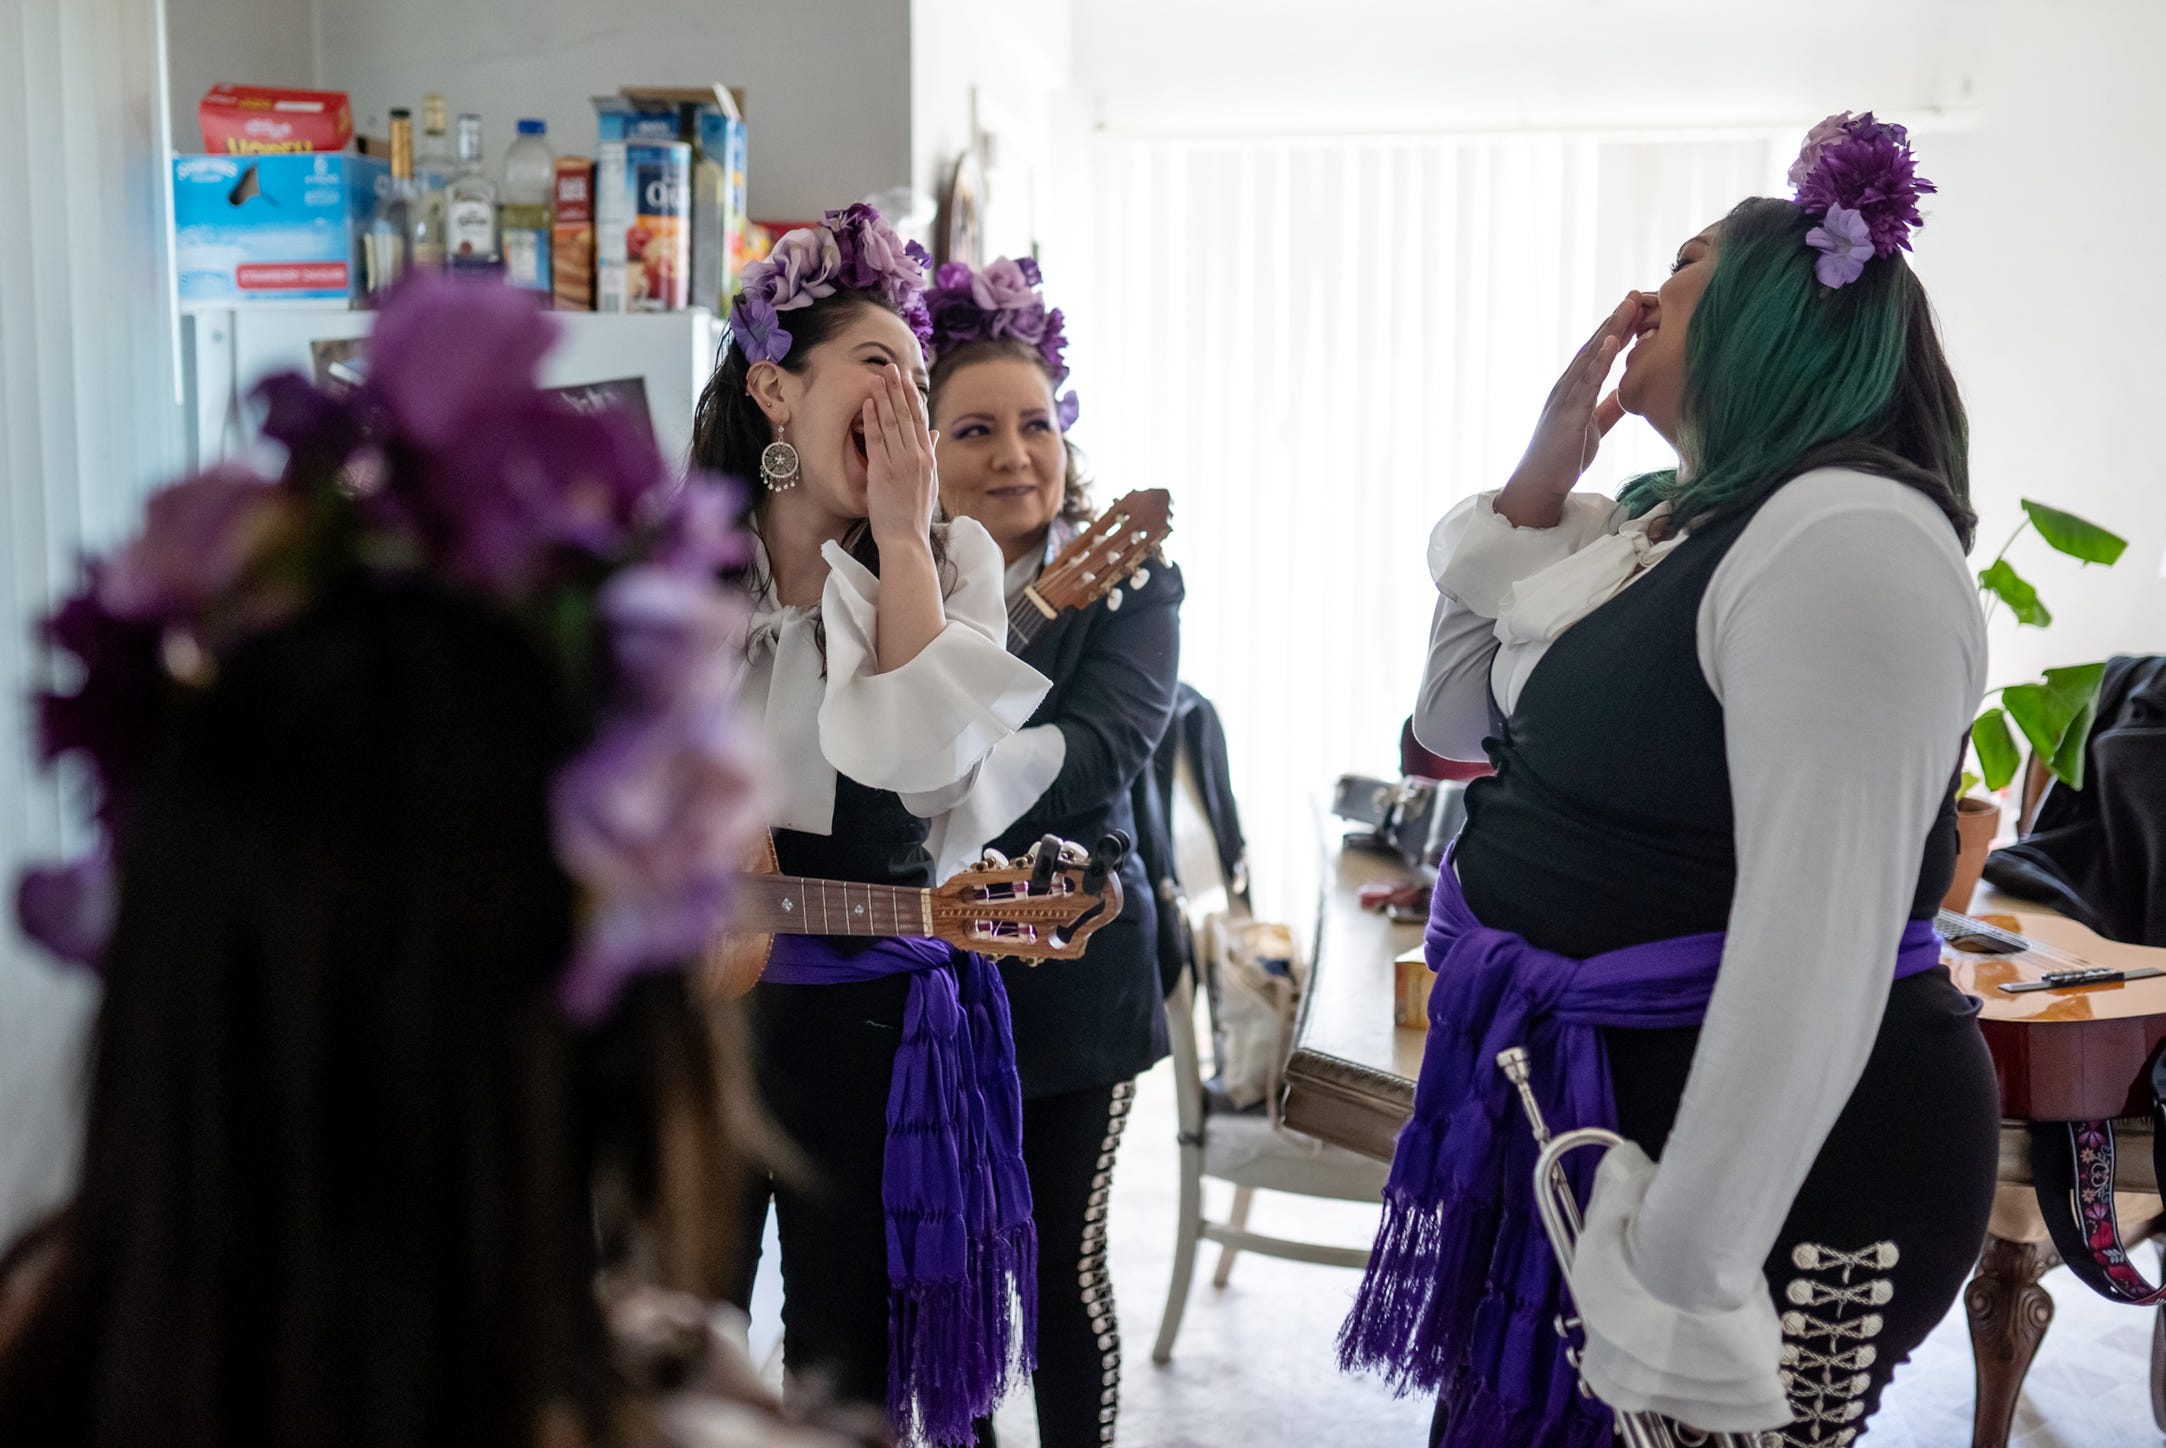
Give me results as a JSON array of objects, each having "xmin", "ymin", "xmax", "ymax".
[
  {"xmin": 976, "ymin": 848, "xmax": 1010, "ymax": 871},
  {"xmin": 1129, "ymin": 568, "xmax": 1150, "ymax": 590},
  {"xmin": 1104, "ymin": 588, "xmax": 1123, "ymax": 612}
]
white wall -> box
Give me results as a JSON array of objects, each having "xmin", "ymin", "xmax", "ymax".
[
  {"xmin": 909, "ymin": 0, "xmax": 1071, "ymax": 258},
  {"xmin": 163, "ymin": 0, "xmax": 318, "ymax": 147},
  {"xmin": 1923, "ymin": 0, "xmax": 2166, "ymax": 686}
]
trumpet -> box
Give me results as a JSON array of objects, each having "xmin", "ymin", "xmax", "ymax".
[{"xmin": 1494, "ymin": 1047, "xmax": 1769, "ymax": 1448}]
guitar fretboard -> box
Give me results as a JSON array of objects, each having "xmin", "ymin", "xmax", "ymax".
[{"xmin": 734, "ymin": 874, "xmax": 931, "ymax": 938}]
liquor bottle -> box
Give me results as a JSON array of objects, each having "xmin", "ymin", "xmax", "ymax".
[
  {"xmin": 499, "ymin": 119, "xmax": 555, "ymax": 295},
  {"xmin": 363, "ymin": 108, "xmax": 419, "ymax": 298},
  {"xmin": 446, "ymin": 113, "xmax": 500, "ymax": 266},
  {"xmin": 412, "ymin": 92, "xmax": 455, "ymax": 270}
]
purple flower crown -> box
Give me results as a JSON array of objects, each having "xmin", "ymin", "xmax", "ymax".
[
  {"xmin": 927, "ymin": 257, "xmax": 1081, "ymax": 429},
  {"xmin": 728, "ymin": 203, "xmax": 934, "ymax": 365},
  {"xmin": 16, "ymin": 274, "xmax": 766, "ymax": 1027},
  {"xmin": 1788, "ymin": 110, "xmax": 1937, "ymax": 288}
]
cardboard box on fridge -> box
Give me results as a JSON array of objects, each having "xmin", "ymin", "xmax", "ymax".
[
  {"xmin": 593, "ymin": 87, "xmax": 747, "ymax": 313},
  {"xmin": 199, "ymin": 83, "xmax": 353, "ymax": 154},
  {"xmin": 172, "ymin": 152, "xmax": 386, "ymax": 308}
]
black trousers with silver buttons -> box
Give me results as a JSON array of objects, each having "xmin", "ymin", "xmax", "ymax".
[{"xmin": 978, "ymin": 1079, "xmax": 1137, "ymax": 1447}]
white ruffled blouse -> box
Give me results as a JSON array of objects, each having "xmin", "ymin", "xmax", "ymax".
[
  {"xmin": 739, "ymin": 514, "xmax": 1049, "ymax": 835},
  {"xmin": 1415, "ymin": 470, "xmax": 1986, "ymax": 1432}
]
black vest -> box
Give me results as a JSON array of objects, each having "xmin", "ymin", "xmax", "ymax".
[
  {"xmin": 1456, "ymin": 492, "xmax": 1959, "ymax": 962},
  {"xmin": 775, "ymin": 774, "xmax": 934, "ymax": 889}
]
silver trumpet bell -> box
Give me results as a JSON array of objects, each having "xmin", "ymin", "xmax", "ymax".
[{"xmin": 1493, "ymin": 1047, "xmax": 1775, "ymax": 1448}]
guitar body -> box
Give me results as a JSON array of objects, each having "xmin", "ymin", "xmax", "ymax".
[
  {"xmin": 703, "ymin": 834, "xmax": 780, "ymax": 1001},
  {"xmin": 1945, "ymin": 910, "xmax": 2166, "ymax": 1119}
]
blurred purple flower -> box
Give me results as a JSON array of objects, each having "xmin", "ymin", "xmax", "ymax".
[
  {"xmin": 1806, "ymin": 206, "xmax": 1873, "ymax": 288},
  {"xmin": 1787, "ymin": 111, "xmax": 1855, "ymax": 188},
  {"xmin": 649, "ymin": 475, "xmax": 753, "ymax": 574},
  {"xmin": 824, "ymin": 203, "xmax": 930, "ymax": 309},
  {"xmin": 98, "ymin": 466, "xmax": 285, "ymax": 622},
  {"xmin": 367, "ymin": 272, "xmax": 560, "ymax": 449},
  {"xmin": 970, "ymin": 258, "xmax": 1038, "ymax": 313},
  {"xmin": 1057, "ymin": 390, "xmax": 1081, "ymax": 431},
  {"xmin": 16, "ymin": 854, "xmax": 116, "ymax": 971},
  {"xmin": 38, "ymin": 572, "xmax": 171, "ymax": 837},
  {"xmin": 927, "ymin": 261, "xmax": 1070, "ymax": 383},
  {"xmin": 551, "ymin": 571, "xmax": 765, "ymax": 1024},
  {"xmin": 255, "ymin": 371, "xmax": 369, "ymax": 480}
]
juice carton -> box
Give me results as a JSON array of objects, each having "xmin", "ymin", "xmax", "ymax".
[
  {"xmin": 172, "ymin": 152, "xmax": 386, "ymax": 308},
  {"xmin": 552, "ymin": 157, "xmax": 595, "ymax": 312},
  {"xmin": 199, "ymin": 83, "xmax": 353, "ymax": 154}
]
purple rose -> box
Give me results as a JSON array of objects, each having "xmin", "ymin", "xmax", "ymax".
[
  {"xmin": 935, "ymin": 261, "xmax": 974, "ymax": 291},
  {"xmin": 1794, "ymin": 131, "xmax": 1936, "ymax": 257},
  {"xmin": 98, "ymin": 466, "xmax": 286, "ymax": 622},
  {"xmin": 753, "ymin": 226, "xmax": 842, "ymax": 312},
  {"xmin": 996, "ymin": 297, "xmax": 1051, "ymax": 345},
  {"xmin": 1788, "ymin": 111, "xmax": 1855, "ymax": 189},
  {"xmin": 970, "ymin": 257, "xmax": 1038, "ymax": 312},
  {"xmin": 367, "ymin": 271, "xmax": 559, "ymax": 449},
  {"xmin": 16, "ymin": 853, "xmax": 116, "ymax": 970}
]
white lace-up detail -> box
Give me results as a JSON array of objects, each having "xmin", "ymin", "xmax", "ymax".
[
  {"xmin": 1772, "ymin": 1240, "xmax": 1898, "ymax": 1446},
  {"xmin": 1081, "ymin": 1081, "xmax": 1134, "ymax": 1443}
]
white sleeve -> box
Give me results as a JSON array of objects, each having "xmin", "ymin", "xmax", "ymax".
[
  {"xmin": 814, "ymin": 515, "xmax": 1051, "ymax": 815},
  {"xmin": 1430, "ymin": 489, "xmax": 1619, "ymax": 616},
  {"xmin": 1413, "ymin": 491, "xmax": 1617, "ymax": 761},
  {"xmin": 1571, "ymin": 474, "xmax": 1985, "ymax": 1428},
  {"xmin": 923, "ymin": 724, "xmax": 1069, "ymax": 876}
]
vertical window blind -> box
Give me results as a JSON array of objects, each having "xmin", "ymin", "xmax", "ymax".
[
  {"xmin": 1056, "ymin": 130, "xmax": 1789, "ymax": 924},
  {"xmin": 0, "ymin": 0, "xmax": 183, "ymax": 1241}
]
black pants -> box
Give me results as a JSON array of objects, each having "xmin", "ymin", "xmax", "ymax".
[
  {"xmin": 1432, "ymin": 966, "xmax": 1998, "ymax": 1446},
  {"xmin": 721, "ymin": 975, "xmax": 911, "ymax": 1420},
  {"xmin": 1021, "ymin": 1080, "xmax": 1136, "ymax": 1447}
]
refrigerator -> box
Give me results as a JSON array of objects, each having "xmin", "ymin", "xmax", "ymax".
[{"xmin": 182, "ymin": 306, "xmax": 725, "ymax": 475}]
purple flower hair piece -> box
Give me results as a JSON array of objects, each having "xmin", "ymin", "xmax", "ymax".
[
  {"xmin": 16, "ymin": 276, "xmax": 766, "ymax": 1026},
  {"xmin": 926, "ymin": 257, "xmax": 1079, "ymax": 423},
  {"xmin": 1789, "ymin": 110, "xmax": 1936, "ymax": 287},
  {"xmin": 726, "ymin": 204, "xmax": 931, "ymax": 365}
]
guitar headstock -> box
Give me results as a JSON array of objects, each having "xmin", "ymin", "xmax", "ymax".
[
  {"xmin": 1029, "ymin": 489, "xmax": 1173, "ymax": 616},
  {"xmin": 928, "ymin": 833, "xmax": 1128, "ymax": 961}
]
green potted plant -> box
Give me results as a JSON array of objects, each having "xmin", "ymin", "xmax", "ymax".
[{"xmin": 1944, "ymin": 500, "xmax": 2129, "ymax": 910}]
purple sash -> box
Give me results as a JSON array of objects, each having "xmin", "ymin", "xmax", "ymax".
[
  {"xmin": 1335, "ymin": 862, "xmax": 1941, "ymax": 1447},
  {"xmin": 765, "ymin": 936, "xmax": 1036, "ymax": 1445}
]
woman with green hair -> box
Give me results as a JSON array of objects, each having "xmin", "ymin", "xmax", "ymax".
[{"xmin": 1338, "ymin": 114, "xmax": 1999, "ymax": 1447}]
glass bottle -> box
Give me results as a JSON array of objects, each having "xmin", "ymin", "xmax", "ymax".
[
  {"xmin": 446, "ymin": 113, "xmax": 500, "ymax": 266},
  {"xmin": 412, "ymin": 92, "xmax": 454, "ymax": 270},
  {"xmin": 363, "ymin": 108, "xmax": 418, "ymax": 298}
]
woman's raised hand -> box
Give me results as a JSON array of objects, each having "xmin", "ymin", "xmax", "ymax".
[
  {"xmin": 1495, "ymin": 293, "xmax": 1643, "ymax": 528},
  {"xmin": 865, "ymin": 365, "xmax": 940, "ymax": 551}
]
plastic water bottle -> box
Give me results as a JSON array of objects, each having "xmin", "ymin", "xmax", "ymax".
[{"xmin": 501, "ymin": 119, "xmax": 556, "ymax": 296}]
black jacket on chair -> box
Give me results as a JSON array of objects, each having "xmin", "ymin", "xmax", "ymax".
[
  {"xmin": 993, "ymin": 561, "xmax": 1185, "ymax": 1099},
  {"xmin": 1130, "ymin": 683, "xmax": 1251, "ymax": 997},
  {"xmin": 1985, "ymin": 654, "xmax": 2166, "ymax": 946}
]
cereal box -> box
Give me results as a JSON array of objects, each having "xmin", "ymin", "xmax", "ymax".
[
  {"xmin": 552, "ymin": 157, "xmax": 595, "ymax": 311},
  {"xmin": 595, "ymin": 140, "xmax": 690, "ymax": 313}
]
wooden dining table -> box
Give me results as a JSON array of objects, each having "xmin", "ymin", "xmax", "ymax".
[{"xmin": 1282, "ymin": 830, "xmax": 2166, "ymax": 1448}]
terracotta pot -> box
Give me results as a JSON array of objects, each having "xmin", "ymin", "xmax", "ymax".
[{"xmin": 1943, "ymin": 795, "xmax": 2003, "ymax": 913}]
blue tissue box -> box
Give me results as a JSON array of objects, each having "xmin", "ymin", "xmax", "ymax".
[{"xmin": 173, "ymin": 152, "xmax": 386, "ymax": 308}]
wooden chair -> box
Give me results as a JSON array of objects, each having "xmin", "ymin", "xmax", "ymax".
[{"xmin": 1148, "ymin": 743, "xmax": 1388, "ymax": 1365}]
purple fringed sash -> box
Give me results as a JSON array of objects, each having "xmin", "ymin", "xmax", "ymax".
[
  {"xmin": 1335, "ymin": 862, "xmax": 1941, "ymax": 1447},
  {"xmin": 765, "ymin": 936, "xmax": 1036, "ymax": 1445}
]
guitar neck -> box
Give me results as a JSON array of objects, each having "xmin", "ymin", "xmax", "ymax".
[
  {"xmin": 1006, "ymin": 588, "xmax": 1055, "ymax": 654},
  {"xmin": 733, "ymin": 873, "xmax": 933, "ymax": 939}
]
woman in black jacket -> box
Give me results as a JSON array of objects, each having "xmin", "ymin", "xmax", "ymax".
[{"xmin": 926, "ymin": 258, "xmax": 1182, "ymax": 1448}]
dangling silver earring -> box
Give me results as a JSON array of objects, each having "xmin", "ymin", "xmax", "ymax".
[{"xmin": 760, "ymin": 423, "xmax": 801, "ymax": 492}]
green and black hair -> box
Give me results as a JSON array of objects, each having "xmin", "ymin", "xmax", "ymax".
[{"xmin": 1618, "ymin": 196, "xmax": 1975, "ymax": 549}]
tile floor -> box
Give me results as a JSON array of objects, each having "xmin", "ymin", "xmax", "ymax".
[{"xmin": 750, "ymin": 1060, "xmax": 2166, "ymax": 1447}]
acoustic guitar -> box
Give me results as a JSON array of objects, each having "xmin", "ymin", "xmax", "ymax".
[
  {"xmin": 704, "ymin": 832, "xmax": 1128, "ymax": 1000},
  {"xmin": 1005, "ymin": 489, "xmax": 1174, "ymax": 654},
  {"xmin": 1941, "ymin": 907, "xmax": 2166, "ymax": 1120}
]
